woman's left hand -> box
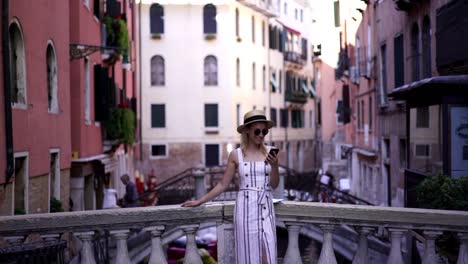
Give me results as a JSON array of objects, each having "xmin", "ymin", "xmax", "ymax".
[{"xmin": 266, "ymin": 152, "xmax": 279, "ymax": 167}]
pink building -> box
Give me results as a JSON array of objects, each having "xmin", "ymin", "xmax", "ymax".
[
  {"xmin": 0, "ymin": 0, "xmax": 72, "ymax": 215},
  {"xmin": 69, "ymin": 0, "xmax": 138, "ymax": 211}
]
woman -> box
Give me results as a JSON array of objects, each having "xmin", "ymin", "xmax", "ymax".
[{"xmin": 182, "ymin": 110, "xmax": 279, "ymax": 264}]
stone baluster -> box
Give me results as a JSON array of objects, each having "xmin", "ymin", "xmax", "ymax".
[
  {"xmin": 145, "ymin": 226, "xmax": 168, "ymax": 264},
  {"xmin": 216, "ymin": 222, "xmax": 235, "ymax": 264},
  {"xmin": 422, "ymin": 231, "xmax": 442, "ymax": 264},
  {"xmin": 352, "ymin": 227, "xmax": 374, "ymax": 264},
  {"xmin": 181, "ymin": 224, "xmax": 203, "ymax": 264},
  {"xmin": 194, "ymin": 168, "xmax": 206, "ymax": 199},
  {"xmin": 283, "ymin": 222, "xmax": 304, "ymax": 264},
  {"xmin": 386, "ymin": 228, "xmax": 406, "ymax": 264},
  {"xmin": 110, "ymin": 229, "xmax": 131, "ymax": 264},
  {"xmin": 457, "ymin": 232, "xmax": 468, "ymax": 264},
  {"xmin": 4, "ymin": 236, "xmax": 25, "ymax": 246},
  {"xmin": 75, "ymin": 231, "xmax": 96, "ymax": 264},
  {"xmin": 317, "ymin": 224, "xmax": 337, "ymax": 264}
]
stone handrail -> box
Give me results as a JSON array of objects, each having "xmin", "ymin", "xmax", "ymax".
[{"xmin": 0, "ymin": 202, "xmax": 467, "ymax": 264}]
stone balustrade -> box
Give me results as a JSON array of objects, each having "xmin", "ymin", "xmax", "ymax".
[{"xmin": 0, "ymin": 201, "xmax": 467, "ymax": 264}]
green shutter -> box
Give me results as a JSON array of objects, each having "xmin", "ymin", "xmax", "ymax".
[{"xmin": 334, "ymin": 1, "xmax": 340, "ymax": 27}]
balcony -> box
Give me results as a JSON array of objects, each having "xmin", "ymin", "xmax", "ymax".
[
  {"xmin": 284, "ymin": 51, "xmax": 306, "ymax": 69},
  {"xmin": 236, "ymin": 0, "xmax": 278, "ymax": 17},
  {"xmin": 285, "ymin": 89, "xmax": 308, "ymax": 104},
  {"xmin": 0, "ymin": 202, "xmax": 467, "ymax": 263}
]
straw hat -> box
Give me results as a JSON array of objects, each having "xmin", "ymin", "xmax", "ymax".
[{"xmin": 237, "ymin": 110, "xmax": 275, "ymax": 133}]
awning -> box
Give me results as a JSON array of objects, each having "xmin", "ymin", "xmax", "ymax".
[
  {"xmin": 309, "ymin": 82, "xmax": 316, "ymax": 98},
  {"xmin": 72, "ymin": 153, "xmax": 117, "ymax": 174},
  {"xmin": 283, "ymin": 24, "xmax": 301, "ymax": 35},
  {"xmin": 301, "ymin": 82, "xmax": 308, "ymax": 93},
  {"xmin": 353, "ymin": 147, "xmax": 377, "ymax": 158},
  {"xmin": 389, "ymin": 75, "xmax": 468, "ymax": 101},
  {"xmin": 270, "ymin": 75, "xmax": 278, "ymax": 90}
]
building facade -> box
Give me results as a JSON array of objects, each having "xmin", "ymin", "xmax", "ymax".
[
  {"xmin": 0, "ymin": 0, "xmax": 72, "ymax": 215},
  {"xmin": 139, "ymin": 0, "xmax": 317, "ymax": 182}
]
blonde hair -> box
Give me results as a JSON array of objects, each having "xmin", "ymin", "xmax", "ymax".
[{"xmin": 240, "ymin": 124, "xmax": 267, "ymax": 157}]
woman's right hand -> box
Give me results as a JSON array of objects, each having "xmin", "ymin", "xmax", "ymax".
[{"xmin": 181, "ymin": 200, "xmax": 202, "ymax": 207}]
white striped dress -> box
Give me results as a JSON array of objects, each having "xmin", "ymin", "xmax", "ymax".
[{"xmin": 234, "ymin": 147, "xmax": 277, "ymax": 264}]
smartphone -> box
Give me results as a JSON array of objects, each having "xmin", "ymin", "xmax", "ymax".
[{"xmin": 269, "ymin": 148, "xmax": 279, "ymax": 156}]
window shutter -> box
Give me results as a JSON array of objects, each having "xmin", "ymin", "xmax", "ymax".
[
  {"xmin": 342, "ymin": 85, "xmax": 351, "ymax": 124},
  {"xmin": 394, "ymin": 34, "xmax": 404, "ymax": 88}
]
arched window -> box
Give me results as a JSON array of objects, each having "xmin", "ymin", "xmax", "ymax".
[
  {"xmin": 150, "ymin": 4, "xmax": 164, "ymax": 35},
  {"xmin": 203, "ymin": 4, "xmax": 217, "ymax": 34},
  {"xmin": 9, "ymin": 21, "xmax": 27, "ymax": 105},
  {"xmin": 411, "ymin": 23, "xmax": 420, "ymax": 81},
  {"xmin": 422, "ymin": 16, "xmax": 431, "ymax": 78},
  {"xmin": 46, "ymin": 43, "xmax": 58, "ymax": 112},
  {"xmin": 235, "ymin": 8, "xmax": 240, "ymax": 37},
  {"xmin": 236, "ymin": 58, "xmax": 240, "ymax": 86},
  {"xmin": 204, "ymin": 55, "xmax": 218, "ymax": 86},
  {"xmin": 151, "ymin": 55, "xmax": 165, "ymax": 86}
]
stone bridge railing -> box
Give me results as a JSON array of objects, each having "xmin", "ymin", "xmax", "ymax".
[{"xmin": 0, "ymin": 201, "xmax": 467, "ymax": 264}]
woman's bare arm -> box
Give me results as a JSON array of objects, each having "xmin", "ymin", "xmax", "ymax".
[{"xmin": 181, "ymin": 151, "xmax": 238, "ymax": 207}]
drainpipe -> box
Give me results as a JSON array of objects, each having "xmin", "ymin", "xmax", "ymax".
[
  {"xmin": 2, "ymin": 0, "xmax": 14, "ymax": 189},
  {"xmin": 138, "ymin": 0, "xmax": 142, "ymax": 160},
  {"xmin": 267, "ymin": 17, "xmax": 272, "ymax": 145}
]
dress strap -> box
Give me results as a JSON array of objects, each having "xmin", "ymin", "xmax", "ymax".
[{"xmin": 237, "ymin": 148, "xmax": 244, "ymax": 164}]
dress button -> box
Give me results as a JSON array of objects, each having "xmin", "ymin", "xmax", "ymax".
[
  {"xmin": 266, "ymin": 173, "xmax": 269, "ymax": 176},
  {"xmin": 244, "ymin": 163, "xmax": 247, "ymax": 166},
  {"xmin": 262, "ymin": 218, "xmax": 265, "ymax": 221},
  {"xmin": 246, "ymin": 185, "xmax": 249, "ymax": 187},
  {"xmin": 263, "ymin": 206, "xmax": 266, "ymax": 210},
  {"xmin": 245, "ymin": 174, "xmax": 248, "ymax": 177}
]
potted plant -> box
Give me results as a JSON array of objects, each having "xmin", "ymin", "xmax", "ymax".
[{"xmin": 106, "ymin": 103, "xmax": 136, "ymax": 145}]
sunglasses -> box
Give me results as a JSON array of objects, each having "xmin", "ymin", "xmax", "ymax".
[{"xmin": 254, "ymin": 128, "xmax": 269, "ymax": 136}]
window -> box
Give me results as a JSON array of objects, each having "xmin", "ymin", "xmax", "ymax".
[
  {"xmin": 278, "ymin": 70, "xmax": 282, "ymax": 93},
  {"xmin": 357, "ymin": 100, "xmax": 361, "ymax": 129},
  {"xmin": 295, "ymin": 8, "xmax": 298, "ymax": 20},
  {"xmin": 84, "ymin": 58, "xmax": 90, "ymax": 123},
  {"xmin": 317, "ymin": 101, "xmax": 322, "ymax": 125},
  {"xmin": 49, "ymin": 151, "xmax": 60, "ymax": 203},
  {"xmin": 46, "ymin": 44, "xmax": 58, "ymax": 113},
  {"xmin": 205, "ymin": 104, "xmax": 218, "ymax": 127},
  {"xmin": 151, "ymin": 55, "xmax": 165, "ymax": 86},
  {"xmin": 334, "ymin": 0, "xmax": 340, "ymax": 27},
  {"xmin": 342, "ymin": 85, "xmax": 351, "ymax": 124},
  {"xmin": 203, "ymin": 4, "xmax": 217, "ymax": 34},
  {"xmin": 93, "ymin": 0, "xmax": 100, "ymax": 18},
  {"xmin": 292, "ymin": 110, "xmax": 304, "ymax": 128},
  {"xmin": 235, "ymin": 8, "xmax": 240, "ymax": 38},
  {"xmin": 380, "ymin": 44, "xmax": 388, "ymax": 104},
  {"xmin": 262, "ymin": 65, "xmax": 266, "ymax": 91},
  {"xmin": 271, "ymin": 70, "xmax": 277, "ymax": 93},
  {"xmin": 415, "ymin": 144, "xmax": 430, "ymax": 158},
  {"xmin": 84, "ymin": 0, "xmax": 89, "ymax": 8},
  {"xmin": 251, "ymin": 16, "xmax": 255, "ymax": 43},
  {"xmin": 399, "ymin": 139, "xmax": 407, "ymax": 168},
  {"xmin": 309, "ymin": 110, "xmax": 314, "ymax": 128},
  {"xmin": 262, "ymin": 21, "xmax": 265, "ymax": 46},
  {"xmin": 336, "ymin": 100, "xmax": 343, "ymax": 124},
  {"xmin": 236, "ymin": 104, "xmax": 241, "ymax": 127},
  {"xmin": 150, "ymin": 4, "xmax": 164, "ymax": 34},
  {"xmin": 14, "ymin": 154, "xmax": 28, "ymax": 215},
  {"xmin": 151, "ymin": 145, "xmax": 167, "ymax": 157},
  {"xmin": 236, "ymin": 58, "xmax": 240, "ymax": 86},
  {"xmin": 394, "ymin": 34, "xmax": 405, "ymax": 88},
  {"xmin": 416, "ymin": 106, "xmax": 429, "ymax": 128},
  {"xmin": 151, "ymin": 104, "xmax": 165, "ymax": 128},
  {"xmin": 300, "ymin": 9, "xmax": 303, "ymax": 22},
  {"xmin": 383, "ymin": 138, "xmax": 390, "ymax": 159},
  {"xmin": 356, "ymin": 37, "xmax": 361, "ymax": 76},
  {"xmin": 270, "ymin": 108, "xmax": 277, "ymax": 127},
  {"xmin": 369, "ymin": 96, "xmax": 373, "ymax": 129},
  {"xmin": 280, "ymin": 109, "xmax": 288, "ymax": 127},
  {"xmin": 205, "ymin": 144, "xmax": 220, "ymax": 166},
  {"xmin": 422, "ymin": 16, "xmax": 431, "ymax": 78},
  {"xmin": 411, "ymin": 23, "xmax": 420, "ymax": 82},
  {"xmin": 252, "ymin": 63, "xmax": 256, "ymax": 90},
  {"xmin": 367, "ymin": 25, "xmax": 372, "ymax": 76},
  {"xmin": 9, "ymin": 22, "xmax": 27, "ymax": 106},
  {"xmin": 284, "ymin": 2, "xmax": 287, "ymax": 14},
  {"xmin": 204, "ymin": 55, "xmax": 218, "ymax": 86},
  {"xmin": 361, "ymin": 100, "xmax": 365, "ymax": 129}
]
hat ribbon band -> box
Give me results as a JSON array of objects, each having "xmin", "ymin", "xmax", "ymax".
[{"xmin": 244, "ymin": 115, "xmax": 267, "ymax": 124}]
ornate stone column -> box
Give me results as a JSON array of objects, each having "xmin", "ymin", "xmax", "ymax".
[
  {"xmin": 216, "ymin": 222, "xmax": 235, "ymax": 264},
  {"xmin": 181, "ymin": 224, "xmax": 203, "ymax": 264},
  {"xmin": 110, "ymin": 230, "xmax": 131, "ymax": 264},
  {"xmin": 75, "ymin": 231, "xmax": 96, "ymax": 264},
  {"xmin": 352, "ymin": 227, "xmax": 373, "ymax": 264},
  {"xmin": 145, "ymin": 226, "xmax": 168, "ymax": 264},
  {"xmin": 317, "ymin": 224, "xmax": 337, "ymax": 264},
  {"xmin": 422, "ymin": 230, "xmax": 442, "ymax": 264},
  {"xmin": 457, "ymin": 232, "xmax": 468, "ymax": 264},
  {"xmin": 387, "ymin": 228, "xmax": 405, "ymax": 264},
  {"xmin": 283, "ymin": 222, "xmax": 304, "ymax": 264}
]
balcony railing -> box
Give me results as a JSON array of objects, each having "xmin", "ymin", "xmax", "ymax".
[
  {"xmin": 236, "ymin": 0, "xmax": 278, "ymax": 17},
  {"xmin": 1, "ymin": 202, "xmax": 467, "ymax": 263},
  {"xmin": 284, "ymin": 51, "xmax": 306, "ymax": 67},
  {"xmin": 285, "ymin": 89, "xmax": 308, "ymax": 104}
]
